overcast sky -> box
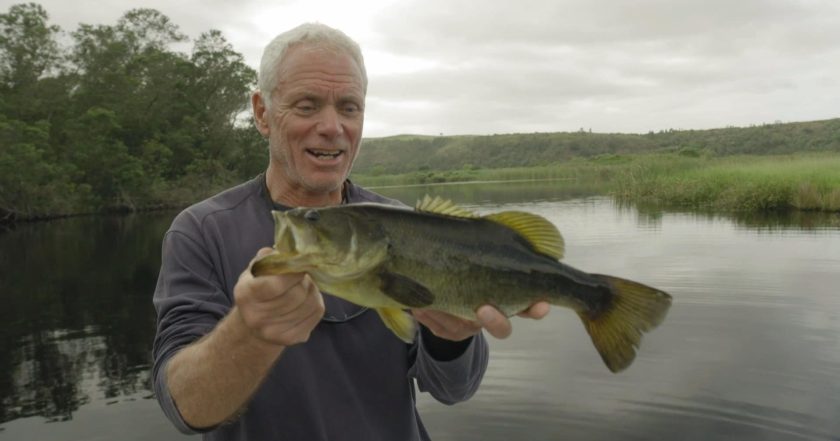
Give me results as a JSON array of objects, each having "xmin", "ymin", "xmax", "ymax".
[{"xmin": 10, "ymin": 0, "xmax": 840, "ymax": 137}]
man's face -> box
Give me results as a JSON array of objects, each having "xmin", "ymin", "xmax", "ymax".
[{"xmin": 255, "ymin": 44, "xmax": 365, "ymax": 201}]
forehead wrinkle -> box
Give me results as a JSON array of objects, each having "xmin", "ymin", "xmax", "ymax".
[
  {"xmin": 280, "ymin": 71, "xmax": 362, "ymax": 86},
  {"xmin": 278, "ymin": 87, "xmax": 365, "ymax": 107},
  {"xmin": 276, "ymin": 73, "xmax": 364, "ymax": 103}
]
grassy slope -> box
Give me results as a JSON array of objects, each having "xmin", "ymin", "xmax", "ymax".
[
  {"xmin": 352, "ymin": 152, "xmax": 840, "ymax": 212},
  {"xmin": 351, "ymin": 118, "xmax": 840, "ymax": 212}
]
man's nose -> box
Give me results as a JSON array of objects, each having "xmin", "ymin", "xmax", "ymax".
[{"xmin": 316, "ymin": 106, "xmax": 344, "ymax": 138}]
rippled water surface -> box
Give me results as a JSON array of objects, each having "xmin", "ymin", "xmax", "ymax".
[{"xmin": 2, "ymin": 181, "xmax": 839, "ymax": 440}]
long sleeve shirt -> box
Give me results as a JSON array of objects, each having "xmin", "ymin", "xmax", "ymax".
[{"xmin": 152, "ymin": 174, "xmax": 489, "ymax": 440}]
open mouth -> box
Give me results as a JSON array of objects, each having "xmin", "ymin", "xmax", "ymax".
[{"xmin": 306, "ymin": 149, "xmax": 344, "ymax": 160}]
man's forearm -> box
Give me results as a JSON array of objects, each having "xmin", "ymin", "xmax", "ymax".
[{"xmin": 165, "ymin": 306, "xmax": 285, "ymax": 429}]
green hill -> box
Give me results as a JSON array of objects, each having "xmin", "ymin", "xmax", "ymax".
[{"xmin": 354, "ymin": 118, "xmax": 840, "ymax": 175}]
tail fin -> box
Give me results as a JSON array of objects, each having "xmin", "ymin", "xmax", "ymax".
[{"xmin": 578, "ymin": 275, "xmax": 672, "ymax": 373}]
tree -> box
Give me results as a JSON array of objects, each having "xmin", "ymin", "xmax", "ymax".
[
  {"xmin": 189, "ymin": 30, "xmax": 257, "ymax": 164},
  {"xmin": 63, "ymin": 107, "xmax": 144, "ymax": 209},
  {"xmin": 0, "ymin": 3, "xmax": 60, "ymax": 90}
]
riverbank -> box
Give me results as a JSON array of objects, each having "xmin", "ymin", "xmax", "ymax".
[
  {"xmin": 5, "ymin": 152, "xmax": 838, "ymax": 226},
  {"xmin": 0, "ymin": 175, "xmax": 235, "ymax": 226},
  {"xmin": 352, "ymin": 152, "xmax": 840, "ymax": 213}
]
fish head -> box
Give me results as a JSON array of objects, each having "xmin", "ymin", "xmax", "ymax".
[{"xmin": 254, "ymin": 205, "xmax": 388, "ymax": 282}]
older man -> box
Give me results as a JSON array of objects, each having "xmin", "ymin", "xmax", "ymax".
[{"xmin": 152, "ymin": 23, "xmax": 549, "ymax": 440}]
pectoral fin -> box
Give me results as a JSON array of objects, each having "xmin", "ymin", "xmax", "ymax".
[
  {"xmin": 376, "ymin": 307, "xmax": 417, "ymax": 343},
  {"xmin": 378, "ymin": 270, "xmax": 435, "ymax": 308}
]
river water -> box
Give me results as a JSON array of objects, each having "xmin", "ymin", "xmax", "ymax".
[{"xmin": 2, "ymin": 181, "xmax": 839, "ymax": 440}]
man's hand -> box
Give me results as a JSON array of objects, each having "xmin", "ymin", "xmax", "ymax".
[
  {"xmin": 234, "ymin": 247, "xmax": 325, "ymax": 346},
  {"xmin": 412, "ymin": 301, "xmax": 551, "ymax": 341},
  {"xmin": 165, "ymin": 247, "xmax": 326, "ymax": 428}
]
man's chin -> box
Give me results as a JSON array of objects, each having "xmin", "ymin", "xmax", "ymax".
[{"xmin": 301, "ymin": 175, "xmax": 347, "ymax": 196}]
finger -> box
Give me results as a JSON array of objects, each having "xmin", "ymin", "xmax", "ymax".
[
  {"xmin": 242, "ymin": 272, "xmax": 307, "ymax": 303},
  {"xmin": 277, "ymin": 278, "xmax": 323, "ymax": 317},
  {"xmin": 516, "ymin": 301, "xmax": 551, "ymax": 319},
  {"xmin": 247, "ymin": 275, "xmax": 318, "ymax": 314},
  {"xmin": 271, "ymin": 294, "xmax": 325, "ymax": 338},
  {"xmin": 256, "ymin": 246, "xmax": 274, "ymax": 257},
  {"xmin": 412, "ymin": 309, "xmax": 448, "ymax": 336},
  {"xmin": 476, "ymin": 305, "xmax": 512, "ymax": 339},
  {"xmin": 434, "ymin": 312, "xmax": 482, "ymax": 337},
  {"xmin": 414, "ymin": 310, "xmax": 480, "ymax": 340},
  {"xmin": 254, "ymin": 294, "xmax": 325, "ymax": 345},
  {"xmin": 248, "ymin": 247, "xmax": 276, "ymax": 270},
  {"xmin": 302, "ymin": 274, "xmax": 320, "ymax": 296},
  {"xmin": 239, "ymin": 247, "xmax": 279, "ymax": 283},
  {"xmin": 241, "ymin": 285, "xmax": 324, "ymax": 338}
]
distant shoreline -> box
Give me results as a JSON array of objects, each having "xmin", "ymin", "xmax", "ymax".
[
  {"xmin": 365, "ymin": 177, "xmax": 573, "ymax": 190},
  {"xmin": 354, "ymin": 152, "xmax": 840, "ymax": 213},
  {"xmin": 5, "ymin": 152, "xmax": 839, "ymax": 225}
]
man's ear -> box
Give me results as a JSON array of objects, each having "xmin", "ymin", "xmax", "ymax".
[{"xmin": 252, "ymin": 91, "xmax": 270, "ymax": 137}]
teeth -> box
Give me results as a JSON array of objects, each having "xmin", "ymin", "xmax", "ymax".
[{"xmin": 308, "ymin": 149, "xmax": 342, "ymax": 158}]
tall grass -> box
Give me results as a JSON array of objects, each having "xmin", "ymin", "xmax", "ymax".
[
  {"xmin": 352, "ymin": 154, "xmax": 641, "ymax": 187},
  {"xmin": 353, "ymin": 153, "xmax": 840, "ymax": 212},
  {"xmin": 614, "ymin": 154, "xmax": 840, "ymax": 211}
]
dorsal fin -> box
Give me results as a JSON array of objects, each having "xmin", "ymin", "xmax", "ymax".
[
  {"xmin": 483, "ymin": 211, "xmax": 565, "ymax": 259},
  {"xmin": 415, "ymin": 195, "xmax": 478, "ymax": 218}
]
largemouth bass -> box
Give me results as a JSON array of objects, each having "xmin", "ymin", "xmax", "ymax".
[{"xmin": 252, "ymin": 196, "xmax": 672, "ymax": 372}]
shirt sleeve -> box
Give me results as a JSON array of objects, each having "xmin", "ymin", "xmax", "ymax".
[
  {"xmin": 151, "ymin": 221, "xmax": 231, "ymax": 434},
  {"xmin": 408, "ymin": 326, "xmax": 490, "ymax": 405}
]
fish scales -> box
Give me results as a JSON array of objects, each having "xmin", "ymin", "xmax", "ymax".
[
  {"xmin": 252, "ymin": 196, "xmax": 672, "ymax": 373},
  {"xmin": 359, "ymin": 205, "xmax": 607, "ymax": 318}
]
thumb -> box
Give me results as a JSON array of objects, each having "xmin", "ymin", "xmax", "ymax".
[
  {"xmin": 246, "ymin": 247, "xmax": 277, "ymax": 278},
  {"xmin": 255, "ymin": 247, "xmax": 275, "ymax": 258}
]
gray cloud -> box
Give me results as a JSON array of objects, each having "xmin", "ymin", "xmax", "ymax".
[
  {"xmin": 362, "ymin": 0, "xmax": 840, "ymax": 134},
  {"xmin": 18, "ymin": 0, "xmax": 840, "ymax": 136}
]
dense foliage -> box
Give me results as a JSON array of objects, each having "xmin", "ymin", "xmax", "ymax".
[
  {"xmin": 3, "ymin": 3, "xmax": 840, "ymax": 221},
  {"xmin": 0, "ymin": 3, "xmax": 265, "ymax": 221}
]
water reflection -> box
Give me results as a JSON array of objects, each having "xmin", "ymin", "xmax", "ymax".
[
  {"xmin": 2, "ymin": 182, "xmax": 840, "ymax": 440},
  {"xmin": 0, "ymin": 214, "xmax": 173, "ymax": 425},
  {"xmin": 369, "ymin": 179, "xmax": 605, "ymax": 207},
  {"xmin": 630, "ymin": 202, "xmax": 840, "ymax": 232}
]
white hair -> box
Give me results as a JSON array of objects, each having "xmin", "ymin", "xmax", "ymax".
[{"xmin": 258, "ymin": 23, "xmax": 367, "ymax": 105}]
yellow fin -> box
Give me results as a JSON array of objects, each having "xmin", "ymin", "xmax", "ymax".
[
  {"xmin": 375, "ymin": 307, "xmax": 417, "ymax": 343},
  {"xmin": 577, "ymin": 275, "xmax": 672, "ymax": 373},
  {"xmin": 484, "ymin": 211, "xmax": 564, "ymax": 259},
  {"xmin": 415, "ymin": 195, "xmax": 478, "ymax": 218}
]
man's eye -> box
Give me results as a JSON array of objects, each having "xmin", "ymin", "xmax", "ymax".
[
  {"xmin": 296, "ymin": 102, "xmax": 317, "ymax": 113},
  {"xmin": 342, "ymin": 103, "xmax": 361, "ymax": 114}
]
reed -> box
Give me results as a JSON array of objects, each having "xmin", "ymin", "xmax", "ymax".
[
  {"xmin": 353, "ymin": 153, "xmax": 840, "ymax": 213},
  {"xmin": 613, "ymin": 154, "xmax": 840, "ymax": 212}
]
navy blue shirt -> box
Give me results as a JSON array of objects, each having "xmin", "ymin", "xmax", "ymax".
[{"xmin": 152, "ymin": 175, "xmax": 489, "ymax": 440}]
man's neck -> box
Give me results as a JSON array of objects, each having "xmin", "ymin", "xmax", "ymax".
[{"xmin": 264, "ymin": 167, "xmax": 344, "ymax": 208}]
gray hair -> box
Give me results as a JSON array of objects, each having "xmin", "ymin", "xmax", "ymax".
[{"xmin": 258, "ymin": 23, "xmax": 367, "ymax": 105}]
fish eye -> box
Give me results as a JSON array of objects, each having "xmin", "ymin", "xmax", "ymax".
[{"xmin": 303, "ymin": 210, "xmax": 320, "ymax": 222}]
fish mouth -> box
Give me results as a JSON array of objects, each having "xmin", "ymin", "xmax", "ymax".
[
  {"xmin": 273, "ymin": 215, "xmax": 321, "ymax": 259},
  {"xmin": 274, "ymin": 221, "xmax": 297, "ymax": 256}
]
